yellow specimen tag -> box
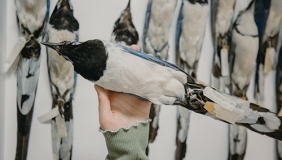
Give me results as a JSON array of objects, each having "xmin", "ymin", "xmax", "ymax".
[{"xmin": 204, "ymin": 101, "xmax": 240, "ymax": 124}]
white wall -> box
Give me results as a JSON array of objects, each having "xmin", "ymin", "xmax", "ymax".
[
  {"xmin": 2, "ymin": 0, "xmax": 277, "ymax": 160},
  {"xmin": 0, "ymin": 0, "xmax": 7, "ymax": 159}
]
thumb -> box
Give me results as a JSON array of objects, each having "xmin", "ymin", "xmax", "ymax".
[{"xmin": 94, "ymin": 85, "xmax": 111, "ymax": 117}]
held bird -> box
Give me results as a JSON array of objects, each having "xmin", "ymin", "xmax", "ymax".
[
  {"xmin": 142, "ymin": 0, "xmax": 177, "ymax": 153},
  {"xmin": 228, "ymin": 1, "xmax": 259, "ymax": 159},
  {"xmin": 175, "ymin": 0, "xmax": 209, "ymax": 159},
  {"xmin": 45, "ymin": 0, "xmax": 79, "ymax": 159},
  {"xmin": 42, "ymin": 39, "xmax": 282, "ymax": 141},
  {"xmin": 110, "ymin": 0, "xmax": 139, "ymax": 46},
  {"xmin": 15, "ymin": 0, "xmax": 50, "ymax": 159}
]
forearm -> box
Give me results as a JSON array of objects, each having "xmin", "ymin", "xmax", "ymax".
[{"xmin": 101, "ymin": 119, "xmax": 151, "ymax": 160}]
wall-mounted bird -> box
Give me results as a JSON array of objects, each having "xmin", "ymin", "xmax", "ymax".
[
  {"xmin": 175, "ymin": 0, "xmax": 209, "ymax": 159},
  {"xmin": 253, "ymin": 0, "xmax": 271, "ymax": 105},
  {"xmin": 210, "ymin": 0, "xmax": 236, "ymax": 93},
  {"xmin": 42, "ymin": 39, "xmax": 282, "ymax": 141},
  {"xmin": 228, "ymin": 1, "xmax": 259, "ymax": 159},
  {"xmin": 45, "ymin": 0, "xmax": 79, "ymax": 159},
  {"xmin": 14, "ymin": 0, "xmax": 50, "ymax": 159},
  {"xmin": 142, "ymin": 0, "xmax": 177, "ymax": 155},
  {"xmin": 110, "ymin": 0, "xmax": 139, "ymax": 46}
]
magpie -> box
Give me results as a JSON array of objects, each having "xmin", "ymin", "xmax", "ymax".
[
  {"xmin": 210, "ymin": 0, "xmax": 236, "ymax": 93},
  {"xmin": 45, "ymin": 0, "xmax": 79, "ymax": 159},
  {"xmin": 142, "ymin": 0, "xmax": 177, "ymax": 153},
  {"xmin": 228, "ymin": 1, "xmax": 259, "ymax": 159},
  {"xmin": 42, "ymin": 39, "xmax": 282, "ymax": 141},
  {"xmin": 15, "ymin": 0, "xmax": 50, "ymax": 159},
  {"xmin": 255, "ymin": 0, "xmax": 282, "ymax": 106},
  {"xmin": 175, "ymin": 0, "xmax": 209, "ymax": 159}
]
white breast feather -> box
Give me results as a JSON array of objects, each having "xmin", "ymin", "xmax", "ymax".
[
  {"xmin": 47, "ymin": 26, "xmax": 76, "ymax": 101},
  {"xmin": 96, "ymin": 44, "xmax": 187, "ymax": 105},
  {"xmin": 179, "ymin": 1, "xmax": 209, "ymax": 67},
  {"xmin": 15, "ymin": 0, "xmax": 47, "ymax": 35},
  {"xmin": 232, "ymin": 11, "xmax": 258, "ymax": 90},
  {"xmin": 145, "ymin": 0, "xmax": 177, "ymax": 51},
  {"xmin": 216, "ymin": 0, "xmax": 236, "ymax": 36}
]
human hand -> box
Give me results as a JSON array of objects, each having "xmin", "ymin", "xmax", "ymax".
[{"xmin": 94, "ymin": 45, "xmax": 151, "ymax": 131}]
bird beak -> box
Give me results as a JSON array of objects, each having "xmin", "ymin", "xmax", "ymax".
[{"xmin": 41, "ymin": 41, "xmax": 64, "ymax": 54}]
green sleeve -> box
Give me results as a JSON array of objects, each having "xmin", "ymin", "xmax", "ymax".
[{"xmin": 101, "ymin": 119, "xmax": 151, "ymax": 160}]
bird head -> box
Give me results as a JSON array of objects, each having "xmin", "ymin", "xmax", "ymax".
[{"xmin": 42, "ymin": 39, "xmax": 108, "ymax": 81}]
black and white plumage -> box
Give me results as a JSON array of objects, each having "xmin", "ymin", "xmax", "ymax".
[
  {"xmin": 15, "ymin": 0, "xmax": 49, "ymax": 159},
  {"xmin": 110, "ymin": 0, "xmax": 138, "ymax": 46},
  {"xmin": 255, "ymin": 0, "xmax": 282, "ymax": 106},
  {"xmin": 175, "ymin": 0, "xmax": 209, "ymax": 159},
  {"xmin": 228, "ymin": 1, "xmax": 259, "ymax": 159},
  {"xmin": 45, "ymin": 0, "xmax": 79, "ymax": 159},
  {"xmin": 42, "ymin": 39, "xmax": 282, "ymax": 141},
  {"xmin": 210, "ymin": 0, "xmax": 236, "ymax": 93},
  {"xmin": 142, "ymin": 0, "xmax": 177, "ymax": 153}
]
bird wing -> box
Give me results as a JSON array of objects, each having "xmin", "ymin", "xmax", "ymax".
[{"xmin": 122, "ymin": 46, "xmax": 191, "ymax": 78}]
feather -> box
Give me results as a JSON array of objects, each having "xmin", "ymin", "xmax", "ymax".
[
  {"xmin": 210, "ymin": 0, "xmax": 236, "ymax": 92},
  {"xmin": 15, "ymin": 0, "xmax": 50, "ymax": 159},
  {"xmin": 175, "ymin": 0, "xmax": 209, "ymax": 159},
  {"xmin": 46, "ymin": 0, "xmax": 79, "ymax": 159}
]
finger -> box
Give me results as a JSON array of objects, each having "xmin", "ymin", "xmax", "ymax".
[
  {"xmin": 130, "ymin": 45, "xmax": 139, "ymax": 51},
  {"xmin": 94, "ymin": 84, "xmax": 111, "ymax": 116}
]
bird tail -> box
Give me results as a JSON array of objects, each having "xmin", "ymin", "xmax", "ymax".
[{"xmin": 176, "ymin": 81, "xmax": 282, "ymax": 141}]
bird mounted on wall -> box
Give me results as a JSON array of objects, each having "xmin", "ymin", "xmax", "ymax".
[
  {"xmin": 14, "ymin": 0, "xmax": 50, "ymax": 159},
  {"xmin": 44, "ymin": 0, "xmax": 79, "ymax": 159},
  {"xmin": 253, "ymin": 0, "xmax": 271, "ymax": 106},
  {"xmin": 210, "ymin": 0, "xmax": 236, "ymax": 93},
  {"xmin": 142, "ymin": 0, "xmax": 177, "ymax": 155},
  {"xmin": 110, "ymin": 0, "xmax": 139, "ymax": 47},
  {"xmin": 228, "ymin": 1, "xmax": 259, "ymax": 159},
  {"xmin": 175, "ymin": 0, "xmax": 209, "ymax": 159},
  {"xmin": 42, "ymin": 39, "xmax": 282, "ymax": 142}
]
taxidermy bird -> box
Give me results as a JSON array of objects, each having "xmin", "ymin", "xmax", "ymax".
[
  {"xmin": 228, "ymin": 1, "xmax": 259, "ymax": 159},
  {"xmin": 253, "ymin": 0, "xmax": 271, "ymax": 105},
  {"xmin": 255, "ymin": 0, "xmax": 282, "ymax": 106},
  {"xmin": 210, "ymin": 0, "xmax": 236, "ymax": 93},
  {"xmin": 142, "ymin": 0, "xmax": 177, "ymax": 154},
  {"xmin": 110, "ymin": 0, "xmax": 139, "ymax": 46},
  {"xmin": 43, "ymin": 39, "xmax": 282, "ymax": 141},
  {"xmin": 276, "ymin": 46, "xmax": 282, "ymax": 160},
  {"xmin": 14, "ymin": 0, "xmax": 50, "ymax": 159},
  {"xmin": 45, "ymin": 0, "xmax": 79, "ymax": 159},
  {"xmin": 175, "ymin": 0, "xmax": 209, "ymax": 159}
]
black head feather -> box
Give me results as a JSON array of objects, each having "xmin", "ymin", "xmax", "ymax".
[
  {"xmin": 42, "ymin": 39, "xmax": 107, "ymax": 81},
  {"xmin": 112, "ymin": 0, "xmax": 139, "ymax": 45},
  {"xmin": 49, "ymin": 0, "xmax": 79, "ymax": 32}
]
